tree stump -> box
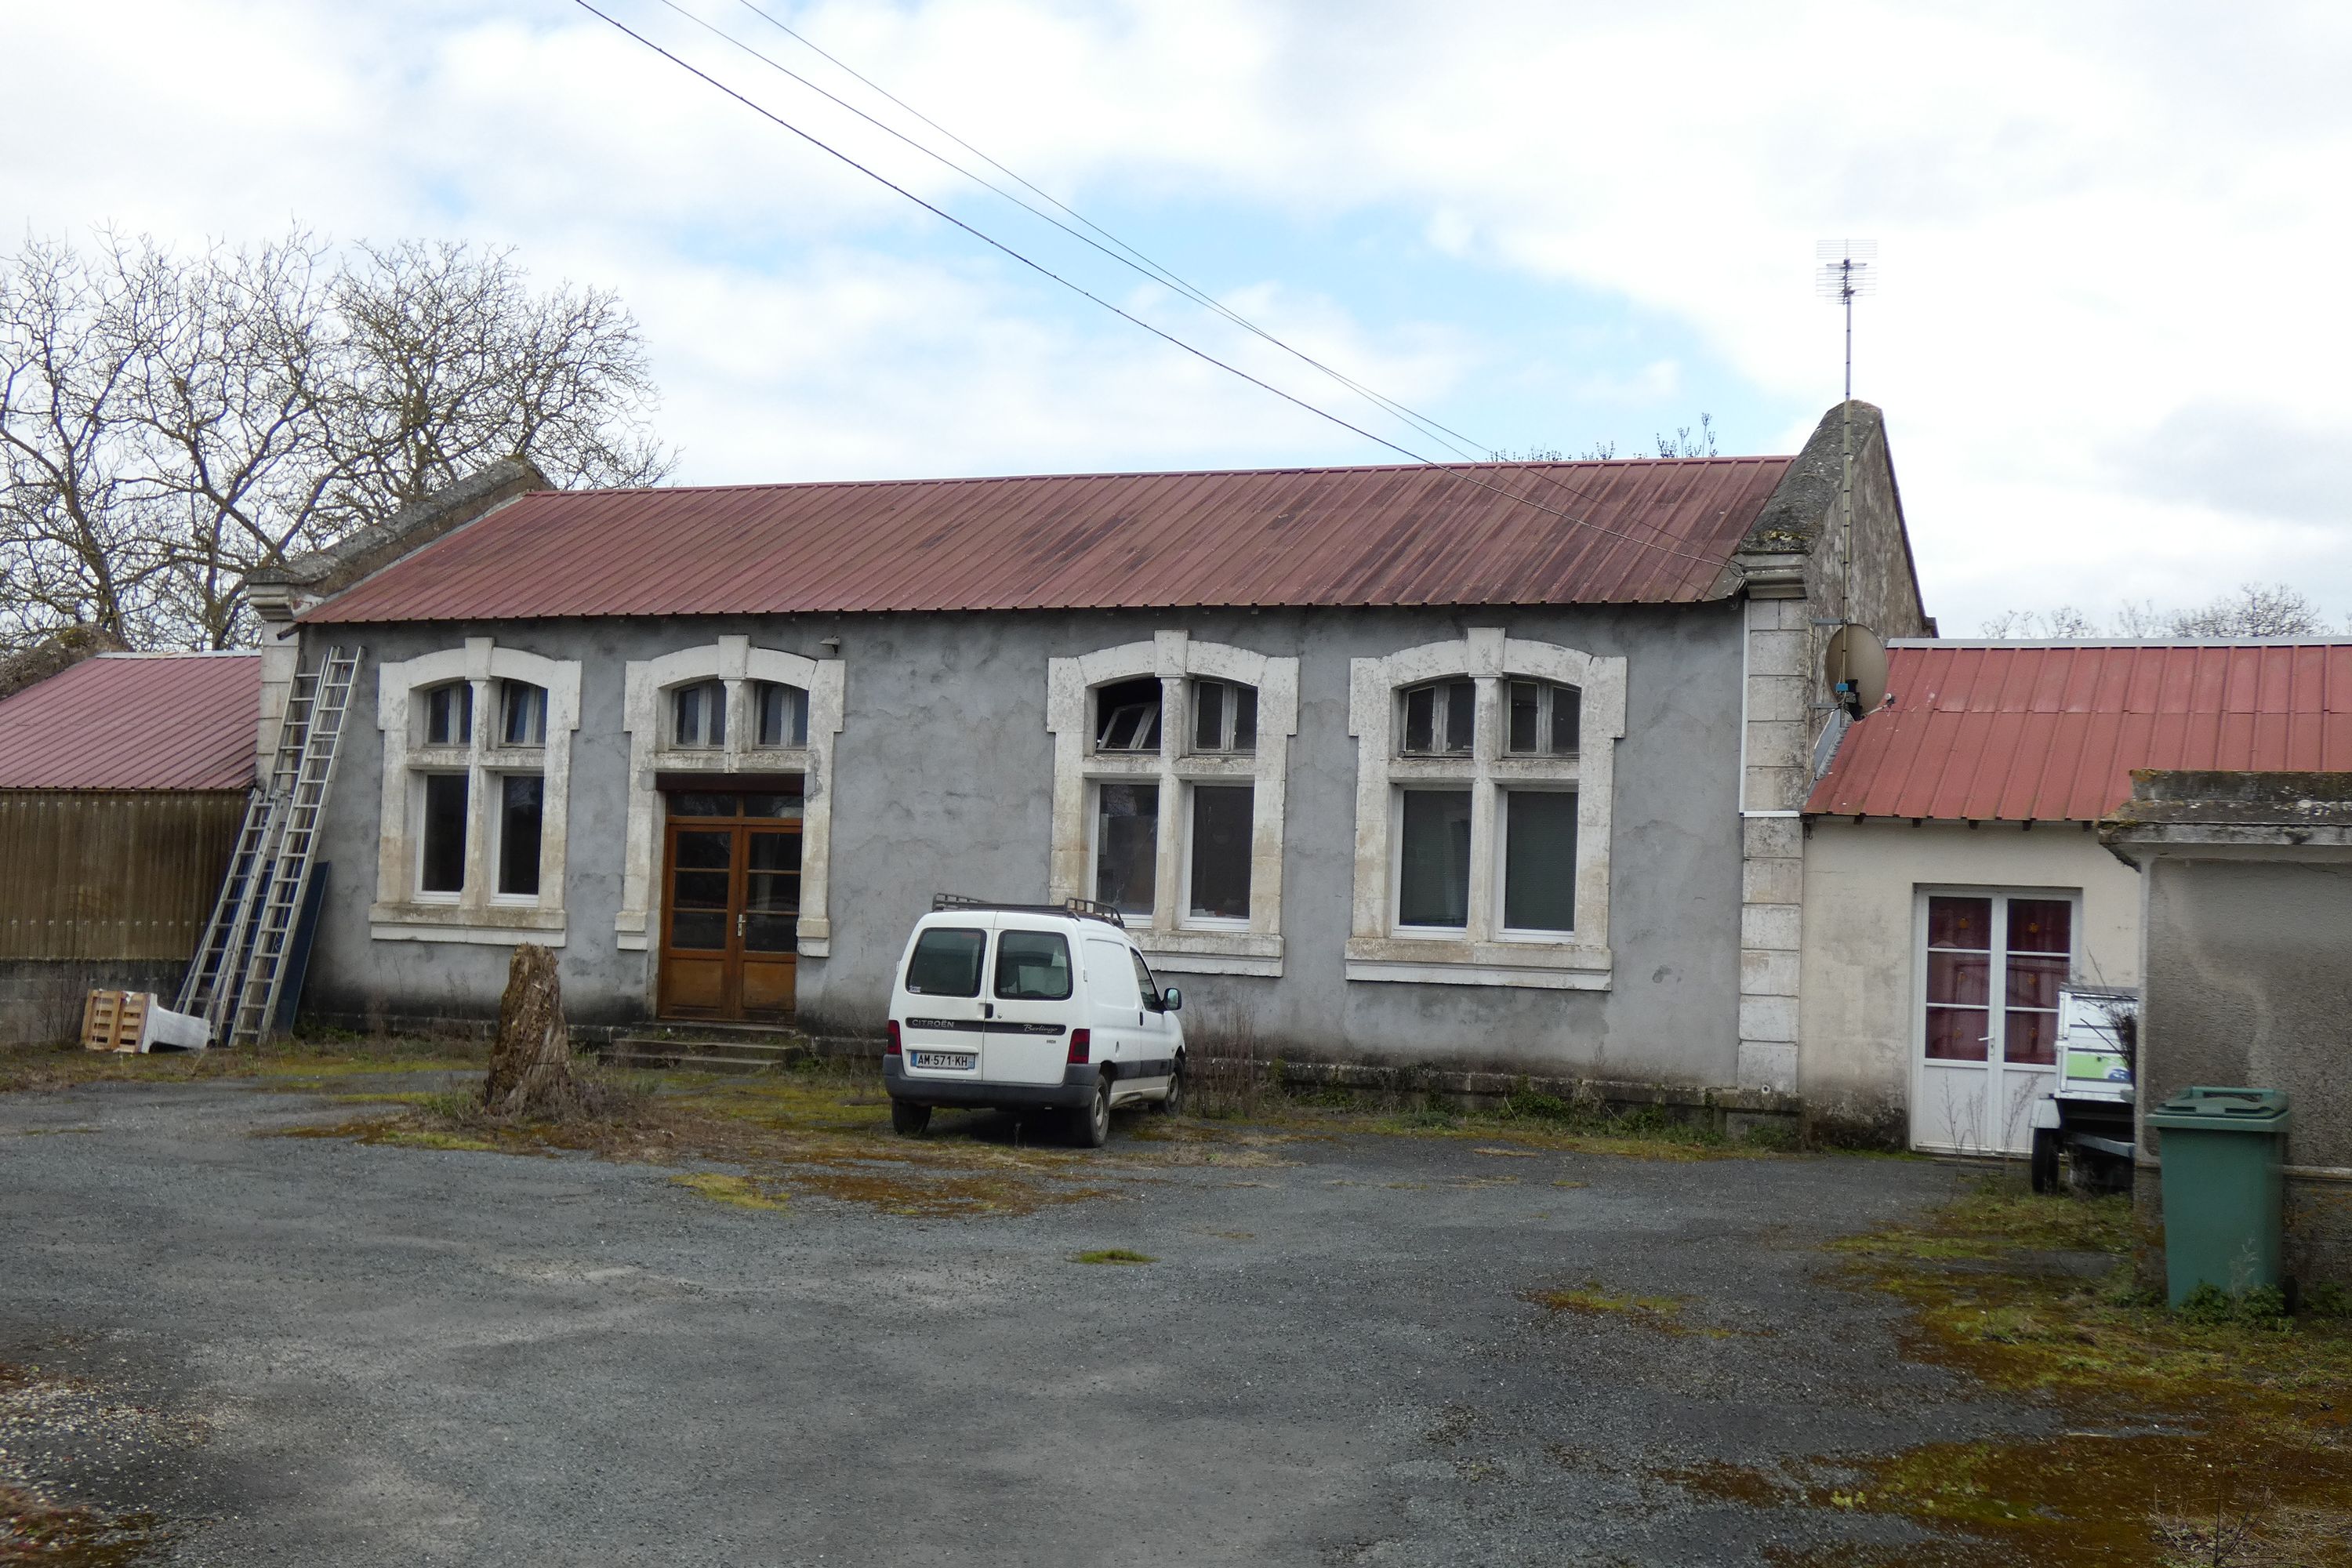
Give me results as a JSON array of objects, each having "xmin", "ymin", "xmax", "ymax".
[{"xmin": 481, "ymin": 943, "xmax": 574, "ymax": 1117}]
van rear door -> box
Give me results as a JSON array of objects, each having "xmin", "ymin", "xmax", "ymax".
[
  {"xmin": 985, "ymin": 925, "xmax": 1076, "ymax": 1086},
  {"xmin": 899, "ymin": 920, "xmax": 993, "ymax": 1078}
]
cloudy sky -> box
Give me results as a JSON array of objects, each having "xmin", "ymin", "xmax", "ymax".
[{"xmin": 9, "ymin": 0, "xmax": 2348, "ymax": 632}]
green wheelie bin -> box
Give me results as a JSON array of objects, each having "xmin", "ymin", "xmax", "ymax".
[{"xmin": 2149, "ymin": 1087, "xmax": 2291, "ymax": 1308}]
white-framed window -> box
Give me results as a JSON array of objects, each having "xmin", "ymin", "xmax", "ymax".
[
  {"xmin": 1189, "ymin": 678, "xmax": 1257, "ymax": 754},
  {"xmin": 1047, "ymin": 631, "xmax": 1298, "ymax": 978},
  {"xmin": 499, "ymin": 681, "xmax": 546, "ymax": 747},
  {"xmin": 615, "ymin": 636, "xmax": 846, "ymax": 960},
  {"xmin": 372, "ymin": 637, "xmax": 580, "ymax": 946},
  {"xmin": 755, "ymin": 681, "xmax": 808, "ymax": 748},
  {"xmin": 1345, "ymin": 627, "xmax": 1625, "ymax": 990},
  {"xmin": 422, "ymin": 681, "xmax": 473, "ymax": 746}
]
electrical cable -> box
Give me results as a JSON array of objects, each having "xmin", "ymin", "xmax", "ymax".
[
  {"xmin": 704, "ymin": 0, "xmax": 1502, "ymax": 468},
  {"xmin": 567, "ymin": 0, "xmax": 1726, "ymax": 571},
  {"xmin": 706, "ymin": 0, "xmax": 1661, "ymax": 525}
]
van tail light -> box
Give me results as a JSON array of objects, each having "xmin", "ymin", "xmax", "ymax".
[
  {"xmin": 885, "ymin": 1020, "xmax": 902, "ymax": 1056},
  {"xmin": 1067, "ymin": 1028, "xmax": 1091, "ymax": 1065}
]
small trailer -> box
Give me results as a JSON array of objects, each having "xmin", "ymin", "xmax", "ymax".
[{"xmin": 2029, "ymin": 985, "xmax": 2136, "ymax": 1194}]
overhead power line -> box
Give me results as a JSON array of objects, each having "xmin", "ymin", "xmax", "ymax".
[
  {"xmin": 706, "ymin": 0, "xmax": 1501, "ymax": 468},
  {"xmin": 694, "ymin": 0, "xmax": 1634, "ymax": 524},
  {"xmin": 566, "ymin": 0, "xmax": 1726, "ymax": 571}
]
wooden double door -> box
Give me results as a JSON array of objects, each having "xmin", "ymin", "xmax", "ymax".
[{"xmin": 659, "ymin": 817, "xmax": 801, "ymax": 1021}]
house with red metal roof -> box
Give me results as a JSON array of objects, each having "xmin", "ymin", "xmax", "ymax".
[
  {"xmin": 1798, "ymin": 638, "xmax": 2352, "ymax": 1155},
  {"xmin": 235, "ymin": 401, "xmax": 1930, "ymax": 1117},
  {"xmin": 0, "ymin": 645, "xmax": 260, "ymax": 1043}
]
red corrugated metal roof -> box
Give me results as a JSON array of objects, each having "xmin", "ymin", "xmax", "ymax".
[
  {"xmin": 301, "ymin": 456, "xmax": 1791, "ymax": 624},
  {"xmin": 1806, "ymin": 641, "xmax": 2352, "ymax": 822},
  {"xmin": 0, "ymin": 653, "xmax": 259, "ymax": 791}
]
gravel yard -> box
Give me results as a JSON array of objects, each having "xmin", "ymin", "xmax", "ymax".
[{"xmin": 0, "ymin": 1072, "xmax": 2114, "ymax": 1565}]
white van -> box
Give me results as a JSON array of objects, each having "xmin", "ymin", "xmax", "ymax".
[{"xmin": 884, "ymin": 896, "xmax": 1185, "ymax": 1146}]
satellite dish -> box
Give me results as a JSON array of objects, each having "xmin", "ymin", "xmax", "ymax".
[{"xmin": 1823, "ymin": 623, "xmax": 1889, "ymax": 713}]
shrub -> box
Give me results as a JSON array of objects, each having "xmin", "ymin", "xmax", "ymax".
[
  {"xmin": 2303, "ymin": 1281, "xmax": 2352, "ymax": 1321},
  {"xmin": 2176, "ymin": 1280, "xmax": 2292, "ymax": 1330}
]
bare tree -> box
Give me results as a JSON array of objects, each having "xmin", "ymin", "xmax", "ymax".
[
  {"xmin": 1978, "ymin": 583, "xmax": 2342, "ymax": 641},
  {"xmin": 2165, "ymin": 583, "xmax": 2328, "ymax": 638},
  {"xmin": 0, "ymin": 229, "xmax": 675, "ymax": 651},
  {"xmin": 1489, "ymin": 412, "xmax": 1719, "ymax": 464}
]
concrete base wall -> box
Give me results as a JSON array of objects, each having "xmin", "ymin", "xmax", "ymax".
[
  {"xmin": 1798, "ymin": 818, "xmax": 2143, "ymax": 1142},
  {"xmin": 0, "ymin": 959, "xmax": 188, "ymax": 1046}
]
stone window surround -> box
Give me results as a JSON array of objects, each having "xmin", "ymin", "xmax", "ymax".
[
  {"xmin": 615, "ymin": 635, "xmax": 846, "ymax": 957},
  {"xmin": 371, "ymin": 637, "xmax": 582, "ymax": 946},
  {"xmin": 1046, "ymin": 631, "xmax": 1299, "ymax": 978},
  {"xmin": 1345, "ymin": 628, "xmax": 1625, "ymax": 990}
]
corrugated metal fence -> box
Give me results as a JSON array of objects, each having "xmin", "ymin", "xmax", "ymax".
[{"xmin": 0, "ymin": 791, "xmax": 247, "ymax": 960}]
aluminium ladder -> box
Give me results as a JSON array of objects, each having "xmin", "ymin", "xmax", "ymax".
[{"xmin": 179, "ymin": 646, "xmax": 360, "ymax": 1046}]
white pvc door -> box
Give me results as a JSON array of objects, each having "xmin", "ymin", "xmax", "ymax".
[{"xmin": 1912, "ymin": 891, "xmax": 2073, "ymax": 1155}]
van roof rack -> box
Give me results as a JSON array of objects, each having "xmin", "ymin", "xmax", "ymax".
[{"xmin": 932, "ymin": 893, "xmax": 1127, "ymax": 929}]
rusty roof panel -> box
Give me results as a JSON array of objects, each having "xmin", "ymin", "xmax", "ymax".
[
  {"xmin": 1807, "ymin": 641, "xmax": 2352, "ymax": 822},
  {"xmin": 0, "ymin": 653, "xmax": 259, "ymax": 791},
  {"xmin": 299, "ymin": 456, "xmax": 1793, "ymax": 624}
]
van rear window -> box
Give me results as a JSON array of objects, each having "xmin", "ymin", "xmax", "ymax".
[
  {"xmin": 994, "ymin": 930, "xmax": 1073, "ymax": 1001},
  {"xmin": 905, "ymin": 927, "xmax": 986, "ymax": 996}
]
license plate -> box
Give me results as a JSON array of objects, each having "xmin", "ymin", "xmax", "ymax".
[{"xmin": 912, "ymin": 1051, "xmax": 976, "ymax": 1071}]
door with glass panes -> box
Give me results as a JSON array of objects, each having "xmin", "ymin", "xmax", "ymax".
[
  {"xmin": 659, "ymin": 794, "xmax": 801, "ymax": 1021},
  {"xmin": 1912, "ymin": 891, "xmax": 2073, "ymax": 1155}
]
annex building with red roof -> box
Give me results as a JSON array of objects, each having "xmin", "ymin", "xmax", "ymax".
[
  {"xmin": 1798, "ymin": 637, "xmax": 2352, "ymax": 1156},
  {"xmin": 235, "ymin": 400, "xmax": 1930, "ymax": 1109},
  {"xmin": 0, "ymin": 646, "xmax": 260, "ymax": 1043}
]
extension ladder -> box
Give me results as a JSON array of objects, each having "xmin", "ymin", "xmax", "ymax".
[{"xmin": 178, "ymin": 645, "xmax": 360, "ymax": 1046}]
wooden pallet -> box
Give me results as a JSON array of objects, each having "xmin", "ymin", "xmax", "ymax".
[{"xmin": 81, "ymin": 989, "xmax": 151, "ymax": 1052}]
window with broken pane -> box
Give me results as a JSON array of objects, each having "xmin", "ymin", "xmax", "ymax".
[
  {"xmin": 1094, "ymin": 677, "xmax": 1163, "ymax": 753},
  {"xmin": 1094, "ymin": 781, "xmax": 1159, "ymax": 915},
  {"xmin": 1505, "ymin": 680, "xmax": 1580, "ymax": 757},
  {"xmin": 1399, "ymin": 679, "xmax": 1475, "ymax": 757},
  {"xmin": 672, "ymin": 681, "xmax": 726, "ymax": 748},
  {"xmin": 1190, "ymin": 678, "xmax": 1258, "ymax": 753}
]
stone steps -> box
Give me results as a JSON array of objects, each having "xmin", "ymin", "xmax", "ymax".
[{"xmin": 604, "ymin": 1023, "xmax": 811, "ymax": 1075}]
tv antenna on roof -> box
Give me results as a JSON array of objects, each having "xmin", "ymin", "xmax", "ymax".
[
  {"xmin": 1816, "ymin": 239, "xmax": 1876, "ymax": 401},
  {"xmin": 1816, "ymin": 240, "xmax": 1878, "ymax": 667}
]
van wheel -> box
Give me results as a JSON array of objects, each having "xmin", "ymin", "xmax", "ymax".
[
  {"xmin": 2029, "ymin": 1126, "xmax": 2060, "ymax": 1193},
  {"xmin": 1156, "ymin": 1059, "xmax": 1185, "ymax": 1117},
  {"xmin": 891, "ymin": 1100, "xmax": 931, "ymax": 1138},
  {"xmin": 1072, "ymin": 1074, "xmax": 1112, "ymax": 1149}
]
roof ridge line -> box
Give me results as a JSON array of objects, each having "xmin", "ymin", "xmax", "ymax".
[{"xmin": 542, "ymin": 452, "xmax": 1794, "ymax": 499}]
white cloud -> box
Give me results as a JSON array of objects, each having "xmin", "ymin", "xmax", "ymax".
[{"xmin": 7, "ymin": 0, "xmax": 2351, "ymax": 630}]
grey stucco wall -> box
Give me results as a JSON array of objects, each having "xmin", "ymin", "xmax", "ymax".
[
  {"xmin": 2137, "ymin": 857, "xmax": 2352, "ymax": 1171},
  {"xmin": 2133, "ymin": 856, "xmax": 2352, "ymax": 1289},
  {"xmin": 298, "ymin": 601, "xmax": 1747, "ymax": 1086}
]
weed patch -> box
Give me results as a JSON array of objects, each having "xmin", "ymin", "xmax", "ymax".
[
  {"xmin": 671, "ymin": 1173, "xmax": 789, "ymax": 1212},
  {"xmin": 276, "ymin": 1056, "xmax": 1130, "ymax": 1219},
  {"xmin": 0, "ymin": 1483, "xmax": 161, "ymax": 1566},
  {"xmin": 1708, "ymin": 1174, "xmax": 2352, "ymax": 1565}
]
